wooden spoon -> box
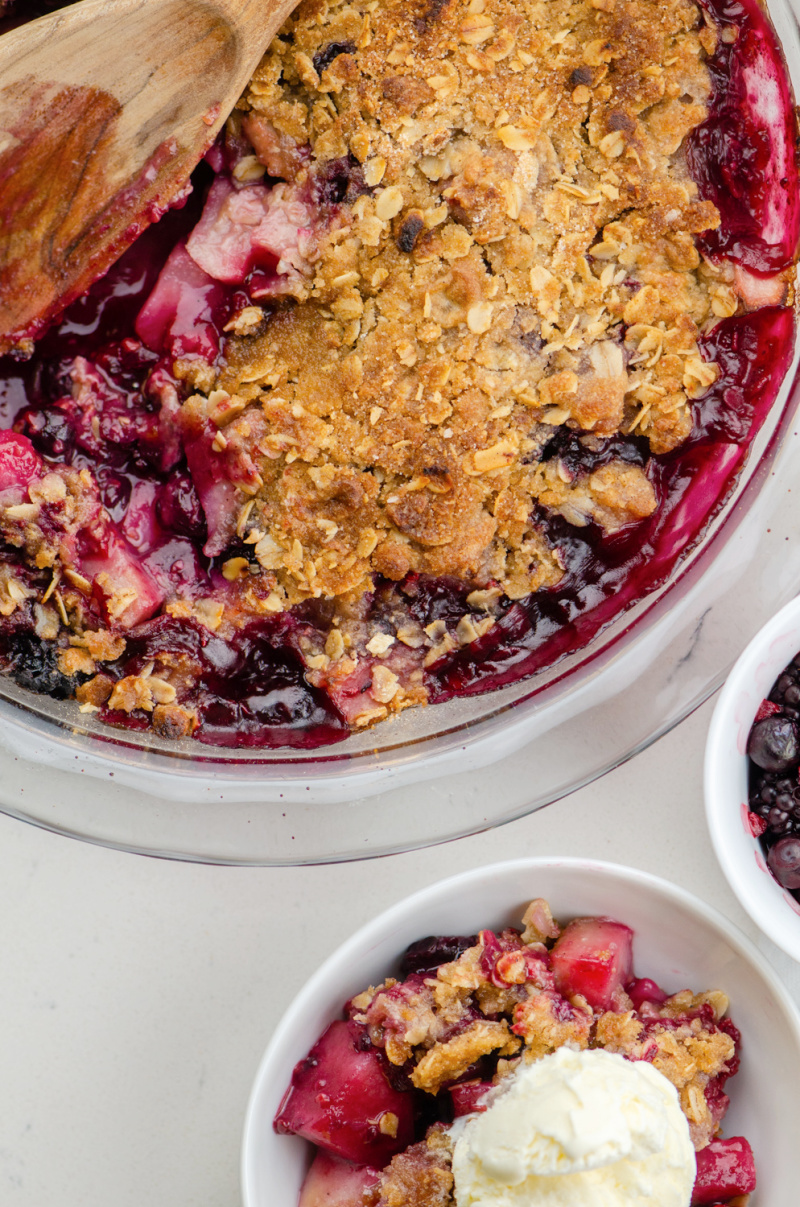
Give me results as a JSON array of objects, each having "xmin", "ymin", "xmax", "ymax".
[{"xmin": 0, "ymin": 0, "xmax": 300, "ymax": 355}]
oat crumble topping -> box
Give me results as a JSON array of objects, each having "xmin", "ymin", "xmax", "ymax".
[{"xmin": 201, "ymin": 0, "xmax": 729, "ymax": 720}]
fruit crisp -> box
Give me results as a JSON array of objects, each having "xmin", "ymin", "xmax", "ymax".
[
  {"xmin": 275, "ymin": 901, "xmax": 757, "ymax": 1205},
  {"xmin": 0, "ymin": 0, "xmax": 796, "ymax": 746}
]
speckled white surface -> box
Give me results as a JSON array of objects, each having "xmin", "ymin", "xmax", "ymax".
[{"xmin": 1, "ymin": 696, "xmax": 799, "ymax": 1207}]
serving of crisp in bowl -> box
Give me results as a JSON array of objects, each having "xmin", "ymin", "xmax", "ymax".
[{"xmin": 242, "ymin": 859, "xmax": 800, "ymax": 1204}]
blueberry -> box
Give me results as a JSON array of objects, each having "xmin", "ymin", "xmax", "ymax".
[
  {"xmin": 768, "ymin": 837, "xmax": 800, "ymax": 889},
  {"xmin": 400, "ymin": 935, "xmax": 478, "ymax": 977},
  {"xmin": 747, "ymin": 716, "xmax": 800, "ymax": 772}
]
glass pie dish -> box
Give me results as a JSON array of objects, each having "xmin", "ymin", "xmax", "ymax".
[{"xmin": 0, "ymin": 0, "xmax": 799, "ymax": 863}]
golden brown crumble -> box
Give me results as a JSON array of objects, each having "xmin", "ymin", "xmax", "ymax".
[
  {"xmin": 74, "ymin": 674, "xmax": 114, "ymax": 708},
  {"xmin": 0, "ymin": 460, "xmax": 156, "ymax": 645},
  {"xmin": 520, "ymin": 896, "xmax": 561, "ymax": 945},
  {"xmin": 512, "ymin": 990, "xmax": 593, "ymax": 1057},
  {"xmin": 594, "ymin": 1000, "xmax": 735, "ymax": 1148},
  {"xmin": 205, "ymin": 0, "xmax": 724, "ymax": 621},
  {"xmin": 410, "ymin": 1019, "xmax": 520, "ymax": 1092},
  {"xmin": 357, "ymin": 975, "xmax": 470, "ymax": 1063},
  {"xmin": 376, "ymin": 1128, "xmax": 455, "ymax": 1207}
]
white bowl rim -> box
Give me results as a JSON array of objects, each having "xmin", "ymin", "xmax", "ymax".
[
  {"xmin": 705, "ymin": 593, "xmax": 800, "ymax": 962},
  {"xmin": 240, "ymin": 855, "xmax": 800, "ymax": 1203}
]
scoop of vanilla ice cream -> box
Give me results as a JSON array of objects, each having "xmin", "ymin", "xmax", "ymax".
[{"xmin": 451, "ymin": 1047, "xmax": 695, "ymax": 1207}]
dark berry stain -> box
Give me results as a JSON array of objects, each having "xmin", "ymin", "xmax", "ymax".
[
  {"xmin": 396, "ymin": 212, "xmax": 424, "ymax": 253},
  {"xmin": 312, "ymin": 41, "xmax": 356, "ymax": 76},
  {"xmin": 312, "ymin": 156, "xmax": 368, "ymax": 207}
]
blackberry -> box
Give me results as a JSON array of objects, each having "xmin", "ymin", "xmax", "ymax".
[
  {"xmin": 745, "ymin": 658, "xmax": 800, "ymax": 895},
  {"xmin": 766, "ymin": 806, "xmax": 794, "ymax": 835},
  {"xmin": 6, "ymin": 634, "xmax": 76, "ymax": 699},
  {"xmin": 774, "ymin": 673, "xmax": 795, "ymax": 699}
]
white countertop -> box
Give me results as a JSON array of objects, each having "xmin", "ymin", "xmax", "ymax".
[{"xmin": 2, "ymin": 695, "xmax": 799, "ymax": 1207}]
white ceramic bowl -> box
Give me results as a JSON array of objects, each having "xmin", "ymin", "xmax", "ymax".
[
  {"xmin": 241, "ymin": 857, "xmax": 800, "ymax": 1205},
  {"xmin": 705, "ymin": 594, "xmax": 800, "ymax": 963}
]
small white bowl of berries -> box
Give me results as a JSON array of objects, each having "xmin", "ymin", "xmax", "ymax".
[
  {"xmin": 705, "ymin": 594, "xmax": 800, "ymax": 964},
  {"xmin": 242, "ymin": 858, "xmax": 800, "ymax": 1207}
]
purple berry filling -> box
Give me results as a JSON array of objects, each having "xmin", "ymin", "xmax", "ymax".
[
  {"xmin": 0, "ymin": 1, "xmax": 71, "ymax": 32},
  {"xmin": 0, "ymin": 0, "xmax": 798, "ymax": 748},
  {"xmin": 688, "ymin": 0, "xmax": 800, "ymax": 274}
]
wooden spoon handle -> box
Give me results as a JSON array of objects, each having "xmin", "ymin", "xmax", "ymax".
[{"xmin": 0, "ymin": 0, "xmax": 298, "ymax": 352}]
